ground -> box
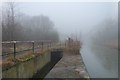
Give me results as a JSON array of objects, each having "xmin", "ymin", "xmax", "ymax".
[{"xmin": 45, "ymin": 52, "xmax": 90, "ymax": 78}]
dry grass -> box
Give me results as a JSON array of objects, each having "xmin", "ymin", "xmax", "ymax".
[
  {"xmin": 2, "ymin": 49, "xmax": 51, "ymax": 70},
  {"xmin": 2, "ymin": 57, "xmax": 17, "ymax": 70},
  {"xmin": 17, "ymin": 53, "xmax": 35, "ymax": 62},
  {"xmin": 2, "ymin": 41, "xmax": 81, "ymax": 70},
  {"xmin": 64, "ymin": 43, "xmax": 81, "ymax": 55}
]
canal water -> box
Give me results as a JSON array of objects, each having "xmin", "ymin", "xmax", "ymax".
[
  {"xmin": 80, "ymin": 13, "xmax": 118, "ymax": 78},
  {"xmin": 81, "ymin": 44, "xmax": 118, "ymax": 78}
]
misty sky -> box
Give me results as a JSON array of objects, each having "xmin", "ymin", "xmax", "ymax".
[{"xmin": 18, "ymin": 2, "xmax": 117, "ymax": 40}]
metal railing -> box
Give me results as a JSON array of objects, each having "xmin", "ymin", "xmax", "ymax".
[
  {"xmin": 2, "ymin": 40, "xmax": 80, "ymax": 61},
  {"xmin": 2, "ymin": 41, "xmax": 54, "ymax": 60}
]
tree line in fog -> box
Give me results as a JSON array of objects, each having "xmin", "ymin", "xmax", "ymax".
[{"xmin": 2, "ymin": 2, "xmax": 59, "ymax": 42}]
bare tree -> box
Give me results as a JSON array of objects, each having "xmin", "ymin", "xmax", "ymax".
[
  {"xmin": 8, "ymin": 2, "xmax": 16, "ymax": 41},
  {"xmin": 2, "ymin": 3, "xmax": 59, "ymax": 42},
  {"xmin": 2, "ymin": 2, "xmax": 16, "ymax": 41}
]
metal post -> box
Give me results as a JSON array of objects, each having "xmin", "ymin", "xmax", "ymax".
[
  {"xmin": 41, "ymin": 42, "xmax": 43, "ymax": 51},
  {"xmin": 65, "ymin": 42, "xmax": 66, "ymax": 48},
  {"xmin": 60, "ymin": 42, "xmax": 61, "ymax": 48},
  {"xmin": 47, "ymin": 43, "xmax": 48, "ymax": 49},
  {"xmin": 32, "ymin": 41, "xmax": 35, "ymax": 53},
  {"xmin": 13, "ymin": 41, "xmax": 16, "ymax": 59},
  {"xmin": 50, "ymin": 42, "xmax": 51, "ymax": 48}
]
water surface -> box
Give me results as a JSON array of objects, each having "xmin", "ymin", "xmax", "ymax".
[{"xmin": 81, "ymin": 44, "xmax": 118, "ymax": 78}]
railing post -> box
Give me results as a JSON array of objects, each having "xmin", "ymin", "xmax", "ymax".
[
  {"xmin": 13, "ymin": 41, "xmax": 16, "ymax": 59},
  {"xmin": 50, "ymin": 42, "xmax": 51, "ymax": 48},
  {"xmin": 47, "ymin": 42, "xmax": 49, "ymax": 49},
  {"xmin": 65, "ymin": 42, "xmax": 66, "ymax": 48},
  {"xmin": 60, "ymin": 42, "xmax": 61, "ymax": 48},
  {"xmin": 41, "ymin": 42, "xmax": 43, "ymax": 51},
  {"xmin": 32, "ymin": 41, "xmax": 35, "ymax": 53}
]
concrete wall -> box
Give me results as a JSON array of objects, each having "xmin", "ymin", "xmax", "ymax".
[{"xmin": 2, "ymin": 52, "xmax": 51, "ymax": 78}]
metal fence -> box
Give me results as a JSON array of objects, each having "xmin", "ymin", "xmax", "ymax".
[
  {"xmin": 2, "ymin": 41, "xmax": 54, "ymax": 60},
  {"xmin": 2, "ymin": 40, "xmax": 80, "ymax": 61}
]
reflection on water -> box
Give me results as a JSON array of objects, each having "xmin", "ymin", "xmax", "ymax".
[{"xmin": 81, "ymin": 44, "xmax": 118, "ymax": 78}]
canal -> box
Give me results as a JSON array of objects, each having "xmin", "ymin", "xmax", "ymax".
[{"xmin": 81, "ymin": 43, "xmax": 118, "ymax": 78}]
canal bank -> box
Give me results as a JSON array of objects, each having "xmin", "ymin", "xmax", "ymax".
[
  {"xmin": 45, "ymin": 51, "xmax": 90, "ymax": 78},
  {"xmin": 2, "ymin": 49, "xmax": 63, "ymax": 79}
]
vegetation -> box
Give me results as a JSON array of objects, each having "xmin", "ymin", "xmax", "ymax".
[{"xmin": 2, "ymin": 2, "xmax": 59, "ymax": 42}]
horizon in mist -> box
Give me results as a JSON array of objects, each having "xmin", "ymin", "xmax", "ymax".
[{"xmin": 17, "ymin": 2, "xmax": 117, "ymax": 41}]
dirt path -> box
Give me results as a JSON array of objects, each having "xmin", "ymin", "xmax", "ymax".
[{"xmin": 45, "ymin": 52, "xmax": 90, "ymax": 78}]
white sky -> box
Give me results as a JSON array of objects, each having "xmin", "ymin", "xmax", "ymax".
[
  {"xmin": 0, "ymin": 1, "xmax": 118, "ymax": 40},
  {"xmin": 17, "ymin": 2, "xmax": 117, "ymax": 38},
  {"xmin": 1, "ymin": 0, "xmax": 119, "ymax": 2}
]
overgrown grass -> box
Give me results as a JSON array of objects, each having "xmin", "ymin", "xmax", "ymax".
[
  {"xmin": 2, "ymin": 49, "xmax": 51, "ymax": 70},
  {"xmin": 64, "ymin": 43, "xmax": 81, "ymax": 55},
  {"xmin": 2, "ymin": 41, "xmax": 81, "ymax": 70}
]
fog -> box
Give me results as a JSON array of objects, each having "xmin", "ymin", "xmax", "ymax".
[
  {"xmin": 2, "ymin": 2, "xmax": 118, "ymax": 78},
  {"xmin": 19, "ymin": 2, "xmax": 117, "ymax": 40}
]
